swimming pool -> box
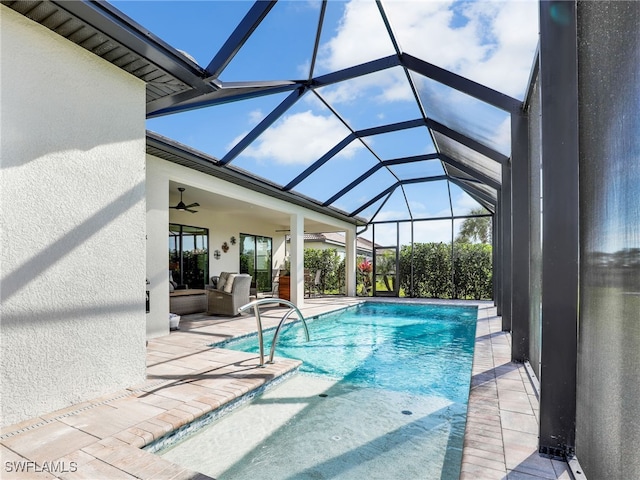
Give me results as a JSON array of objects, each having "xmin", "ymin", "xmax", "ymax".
[{"xmin": 159, "ymin": 302, "xmax": 478, "ymax": 479}]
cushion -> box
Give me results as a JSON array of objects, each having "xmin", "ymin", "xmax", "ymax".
[
  {"xmin": 217, "ymin": 275, "xmax": 226, "ymax": 291},
  {"xmin": 224, "ymin": 274, "xmax": 236, "ymax": 293},
  {"xmin": 169, "ymin": 282, "xmax": 175, "ymax": 292}
]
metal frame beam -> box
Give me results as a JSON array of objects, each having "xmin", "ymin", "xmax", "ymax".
[
  {"xmin": 439, "ymin": 154, "xmax": 501, "ymax": 190},
  {"xmin": 147, "ymin": 81, "xmax": 301, "ymax": 118},
  {"xmin": 205, "ymin": 0, "xmax": 277, "ymax": 78},
  {"xmin": 357, "ymin": 118, "xmax": 425, "ymax": 138},
  {"xmin": 501, "ymin": 159, "xmax": 512, "ymax": 331},
  {"xmin": 495, "ymin": 197, "xmax": 503, "ymax": 314},
  {"xmin": 313, "ymin": 55, "xmax": 401, "ymax": 88},
  {"xmin": 351, "ymin": 186, "xmax": 396, "ymax": 217},
  {"xmin": 284, "ymin": 134, "xmax": 356, "ymax": 190},
  {"xmin": 401, "ymin": 53, "xmax": 522, "ymax": 113},
  {"xmin": 220, "ymin": 87, "xmax": 307, "ymax": 165},
  {"xmin": 511, "ymin": 109, "xmax": 530, "ymax": 361},
  {"xmin": 323, "ymin": 154, "xmax": 439, "ymax": 206},
  {"xmin": 449, "ymin": 177, "xmax": 496, "ymax": 207},
  {"xmin": 426, "ymin": 118, "xmax": 509, "ymax": 164},
  {"xmin": 538, "ymin": 0, "xmax": 579, "ymax": 458},
  {"xmin": 350, "ymin": 175, "xmax": 448, "ymax": 218}
]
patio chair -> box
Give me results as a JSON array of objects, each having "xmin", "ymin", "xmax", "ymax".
[
  {"xmin": 306, "ymin": 269, "xmax": 322, "ymax": 297},
  {"xmin": 206, "ymin": 273, "xmax": 252, "ymax": 316}
]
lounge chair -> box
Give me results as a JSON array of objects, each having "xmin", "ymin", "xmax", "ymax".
[{"xmin": 206, "ymin": 272, "xmax": 252, "ymax": 316}]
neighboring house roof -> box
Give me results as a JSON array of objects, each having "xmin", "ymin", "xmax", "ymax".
[{"xmin": 287, "ymin": 232, "xmax": 377, "ymax": 255}]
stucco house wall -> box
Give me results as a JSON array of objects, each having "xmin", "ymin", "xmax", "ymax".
[{"xmin": 0, "ymin": 8, "xmax": 147, "ymax": 426}]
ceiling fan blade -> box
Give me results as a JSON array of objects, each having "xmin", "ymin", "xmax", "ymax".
[
  {"xmin": 185, "ymin": 202, "xmax": 200, "ymax": 208},
  {"xmin": 185, "ymin": 208, "xmax": 198, "ymax": 213}
]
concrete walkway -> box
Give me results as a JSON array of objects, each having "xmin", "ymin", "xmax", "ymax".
[
  {"xmin": 462, "ymin": 305, "xmax": 571, "ymax": 479},
  {"xmin": 1, "ymin": 297, "xmax": 571, "ymax": 479}
]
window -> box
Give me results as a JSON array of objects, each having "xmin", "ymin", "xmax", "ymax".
[
  {"xmin": 169, "ymin": 224, "xmax": 209, "ymax": 289},
  {"xmin": 239, "ymin": 234, "xmax": 272, "ymax": 293}
]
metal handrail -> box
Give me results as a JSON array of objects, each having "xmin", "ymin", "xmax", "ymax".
[{"xmin": 237, "ymin": 298, "xmax": 310, "ymax": 366}]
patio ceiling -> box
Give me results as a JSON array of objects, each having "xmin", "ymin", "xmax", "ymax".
[
  {"xmin": 6, "ymin": 0, "xmax": 539, "ymax": 225},
  {"xmin": 168, "ymin": 180, "xmax": 348, "ymax": 234}
]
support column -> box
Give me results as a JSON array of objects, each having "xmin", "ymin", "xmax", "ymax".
[
  {"xmin": 289, "ymin": 213, "xmax": 305, "ymax": 306},
  {"xmin": 501, "ymin": 162, "xmax": 512, "ymax": 331},
  {"xmin": 538, "ymin": 0, "xmax": 579, "ymax": 458},
  {"xmin": 511, "ymin": 109, "xmax": 531, "ymax": 362},
  {"xmin": 495, "ymin": 198, "xmax": 502, "ymax": 314},
  {"xmin": 345, "ymin": 228, "xmax": 357, "ymax": 297}
]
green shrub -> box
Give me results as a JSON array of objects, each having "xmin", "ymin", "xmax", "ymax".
[{"xmin": 399, "ymin": 242, "xmax": 492, "ymax": 300}]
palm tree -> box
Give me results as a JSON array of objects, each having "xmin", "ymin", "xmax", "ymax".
[{"xmin": 456, "ymin": 208, "xmax": 492, "ymax": 244}]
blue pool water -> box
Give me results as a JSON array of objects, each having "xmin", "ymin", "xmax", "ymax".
[
  {"xmin": 227, "ymin": 302, "xmax": 477, "ymax": 403},
  {"xmin": 161, "ymin": 302, "xmax": 478, "ymax": 480}
]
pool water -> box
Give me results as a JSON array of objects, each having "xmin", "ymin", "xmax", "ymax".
[{"xmin": 159, "ymin": 302, "xmax": 478, "ymax": 479}]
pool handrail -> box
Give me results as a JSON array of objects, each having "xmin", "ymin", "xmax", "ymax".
[{"xmin": 237, "ymin": 298, "xmax": 310, "ymax": 366}]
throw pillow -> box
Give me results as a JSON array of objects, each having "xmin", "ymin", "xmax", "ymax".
[
  {"xmin": 217, "ymin": 275, "xmax": 227, "ymax": 291},
  {"xmin": 224, "ymin": 274, "xmax": 236, "ymax": 293}
]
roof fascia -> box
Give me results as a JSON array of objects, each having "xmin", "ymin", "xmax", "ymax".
[{"xmin": 52, "ymin": 1, "xmax": 206, "ymax": 87}]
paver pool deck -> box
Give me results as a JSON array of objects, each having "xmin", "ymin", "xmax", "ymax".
[{"xmin": 1, "ymin": 298, "xmax": 571, "ymax": 479}]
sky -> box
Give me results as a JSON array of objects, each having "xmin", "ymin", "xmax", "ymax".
[{"xmin": 111, "ymin": 0, "xmax": 539, "ymax": 244}]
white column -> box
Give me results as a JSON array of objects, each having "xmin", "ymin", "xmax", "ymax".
[
  {"xmin": 345, "ymin": 227, "xmax": 357, "ymax": 296},
  {"xmin": 146, "ymin": 159, "xmax": 170, "ymax": 338},
  {"xmin": 289, "ymin": 213, "xmax": 305, "ymax": 306}
]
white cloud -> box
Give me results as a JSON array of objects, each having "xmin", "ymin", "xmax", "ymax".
[
  {"xmin": 319, "ymin": 0, "xmax": 538, "ymax": 99},
  {"xmin": 318, "ymin": 68, "xmax": 413, "ymax": 107},
  {"xmin": 453, "ymin": 190, "xmax": 482, "ymax": 213},
  {"xmin": 241, "ymin": 110, "xmax": 361, "ymax": 165},
  {"xmin": 318, "ymin": 1, "xmax": 396, "ymax": 72},
  {"xmin": 248, "ymin": 109, "xmax": 265, "ymax": 123}
]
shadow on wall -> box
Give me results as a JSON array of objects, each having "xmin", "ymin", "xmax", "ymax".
[{"xmin": 1, "ymin": 183, "xmax": 145, "ymax": 304}]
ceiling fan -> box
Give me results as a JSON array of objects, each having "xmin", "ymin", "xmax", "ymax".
[{"xmin": 170, "ymin": 187, "xmax": 199, "ymax": 213}]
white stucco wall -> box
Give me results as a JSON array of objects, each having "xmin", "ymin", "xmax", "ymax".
[
  {"xmin": 145, "ymin": 156, "xmax": 356, "ymax": 336},
  {"xmin": 0, "ymin": 8, "xmax": 147, "ymax": 426}
]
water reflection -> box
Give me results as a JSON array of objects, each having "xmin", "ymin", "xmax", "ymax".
[{"xmin": 585, "ymin": 248, "xmax": 640, "ymax": 290}]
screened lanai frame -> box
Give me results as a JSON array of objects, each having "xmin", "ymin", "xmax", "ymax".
[
  {"xmin": 6, "ymin": 0, "xmax": 536, "ymax": 226},
  {"xmin": 8, "ymin": 1, "xmax": 637, "ymax": 474},
  {"xmin": 118, "ymin": 0, "xmax": 532, "ymax": 225}
]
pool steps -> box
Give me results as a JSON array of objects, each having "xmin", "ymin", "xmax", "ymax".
[{"xmin": 238, "ymin": 298, "xmax": 311, "ymax": 366}]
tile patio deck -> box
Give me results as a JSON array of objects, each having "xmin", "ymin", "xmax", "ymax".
[{"xmin": 1, "ymin": 297, "xmax": 572, "ymax": 479}]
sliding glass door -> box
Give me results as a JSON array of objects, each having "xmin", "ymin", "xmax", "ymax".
[
  {"xmin": 169, "ymin": 224, "xmax": 209, "ymax": 289},
  {"xmin": 240, "ymin": 234, "xmax": 272, "ymax": 293}
]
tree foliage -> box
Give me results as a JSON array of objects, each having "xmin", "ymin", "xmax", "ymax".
[
  {"xmin": 456, "ymin": 208, "xmax": 492, "ymax": 244},
  {"xmin": 304, "ymin": 248, "xmax": 342, "ymax": 293}
]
